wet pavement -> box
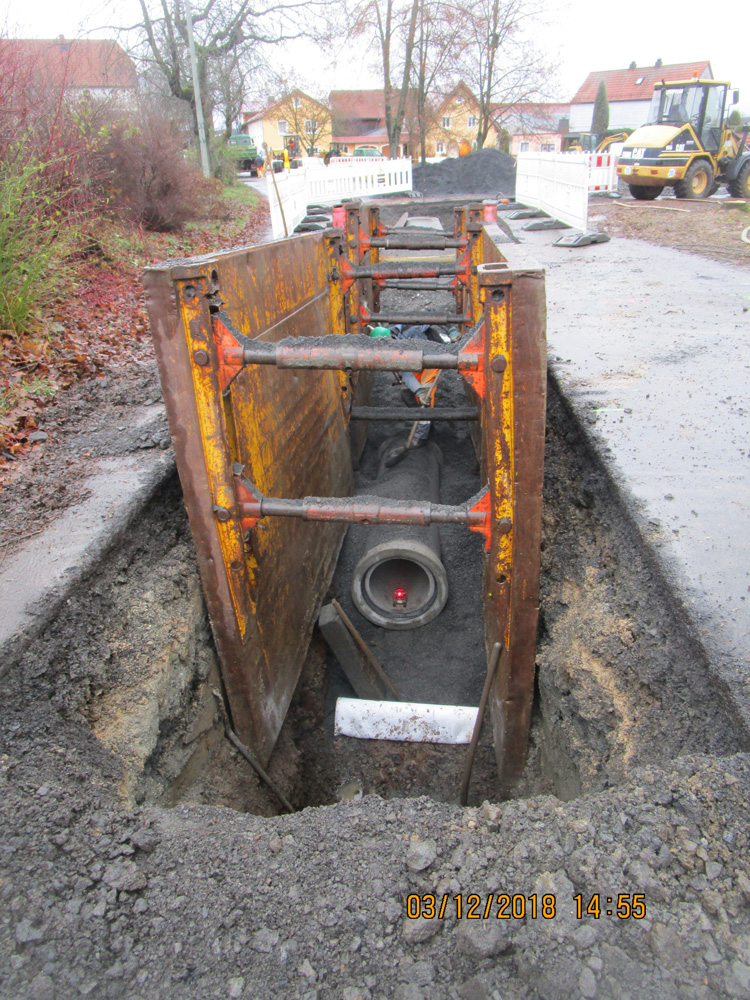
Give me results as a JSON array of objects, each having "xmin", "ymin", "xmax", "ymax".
[{"xmin": 502, "ymin": 213, "xmax": 750, "ymax": 720}]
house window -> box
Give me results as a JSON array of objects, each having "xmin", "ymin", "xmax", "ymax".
[
  {"xmin": 304, "ymin": 119, "xmax": 317, "ymax": 134},
  {"xmin": 519, "ymin": 141, "xmax": 530, "ymax": 152},
  {"xmin": 541, "ymin": 142, "xmax": 555, "ymax": 151},
  {"xmin": 635, "ymin": 76, "xmax": 644, "ymax": 85},
  {"xmin": 293, "ymin": 96, "xmax": 301, "ymax": 108},
  {"xmin": 442, "ymin": 116, "xmax": 451, "ymax": 129},
  {"xmin": 436, "ymin": 141, "xmax": 445, "ymax": 154},
  {"xmin": 467, "ymin": 115, "xmax": 478, "ymax": 128},
  {"xmin": 277, "ymin": 119, "xmax": 289, "ymax": 135}
]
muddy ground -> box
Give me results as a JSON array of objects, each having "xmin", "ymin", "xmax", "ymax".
[
  {"xmin": 2, "ymin": 195, "xmax": 750, "ymax": 998},
  {"xmin": 590, "ymin": 193, "xmax": 750, "ymax": 269}
]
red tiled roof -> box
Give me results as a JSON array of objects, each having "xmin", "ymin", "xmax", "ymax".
[
  {"xmin": 572, "ymin": 62, "xmax": 712, "ymax": 104},
  {"xmin": 2, "ymin": 37, "xmax": 137, "ymax": 89},
  {"xmin": 335, "ymin": 131, "xmax": 391, "ymax": 144},
  {"xmin": 435, "ymin": 81, "xmax": 478, "ymax": 111},
  {"xmin": 491, "ymin": 103, "xmax": 571, "ymax": 135},
  {"xmin": 330, "ymin": 89, "xmax": 385, "ymax": 121}
]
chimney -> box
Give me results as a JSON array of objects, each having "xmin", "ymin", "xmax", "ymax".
[
  {"xmin": 629, "ymin": 61, "xmax": 636, "ymax": 70},
  {"xmin": 655, "ymin": 58, "xmax": 662, "ymax": 67}
]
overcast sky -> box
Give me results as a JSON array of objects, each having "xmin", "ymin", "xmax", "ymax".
[{"xmin": 4, "ymin": 0, "xmax": 748, "ymax": 114}]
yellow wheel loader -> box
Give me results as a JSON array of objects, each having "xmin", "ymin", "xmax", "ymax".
[
  {"xmin": 617, "ymin": 80, "xmax": 749, "ymax": 200},
  {"xmin": 562, "ymin": 132, "xmax": 628, "ymax": 154}
]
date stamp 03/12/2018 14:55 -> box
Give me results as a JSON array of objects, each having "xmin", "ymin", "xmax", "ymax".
[{"xmin": 406, "ymin": 893, "xmax": 647, "ymax": 922}]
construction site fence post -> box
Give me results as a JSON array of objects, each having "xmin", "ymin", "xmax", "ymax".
[{"xmin": 265, "ymin": 159, "xmax": 413, "ymax": 239}]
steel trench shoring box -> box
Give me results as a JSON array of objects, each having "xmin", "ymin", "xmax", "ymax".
[{"xmin": 142, "ymin": 204, "xmax": 547, "ymax": 789}]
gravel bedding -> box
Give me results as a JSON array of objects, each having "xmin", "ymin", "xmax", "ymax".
[{"xmin": 413, "ymin": 150, "xmax": 516, "ymax": 200}]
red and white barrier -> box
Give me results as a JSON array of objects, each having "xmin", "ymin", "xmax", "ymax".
[{"xmin": 585, "ymin": 151, "xmax": 621, "ymax": 193}]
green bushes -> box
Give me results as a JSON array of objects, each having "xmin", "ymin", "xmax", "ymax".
[{"xmin": 0, "ymin": 148, "xmax": 76, "ymax": 333}]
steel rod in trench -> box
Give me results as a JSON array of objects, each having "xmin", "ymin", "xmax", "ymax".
[
  {"xmin": 350, "ymin": 406, "xmax": 478, "ymax": 422},
  {"xmin": 212, "ymin": 689, "xmax": 295, "ymax": 813},
  {"xmin": 459, "ymin": 643, "xmax": 504, "ymax": 807},
  {"xmin": 369, "ymin": 236, "xmax": 466, "ymax": 250},
  {"xmin": 378, "ymin": 280, "xmax": 456, "ymax": 291},
  {"xmin": 235, "ymin": 343, "xmax": 477, "ymax": 373},
  {"xmin": 351, "ymin": 263, "xmax": 463, "ymax": 279},
  {"xmin": 240, "ymin": 496, "xmax": 488, "ymax": 528},
  {"xmin": 360, "ymin": 312, "xmax": 470, "ymax": 326},
  {"xmin": 330, "ymin": 599, "xmax": 400, "ymax": 700}
]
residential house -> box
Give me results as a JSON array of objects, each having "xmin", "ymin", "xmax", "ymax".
[
  {"xmin": 329, "ymin": 89, "xmax": 416, "ymax": 156},
  {"xmin": 242, "ymin": 89, "xmax": 332, "ymax": 156},
  {"xmin": 1, "ymin": 36, "xmax": 137, "ymax": 97},
  {"xmin": 570, "ymin": 60, "xmax": 713, "ymax": 132},
  {"xmin": 428, "ymin": 82, "xmax": 499, "ymax": 157},
  {"xmin": 492, "ymin": 102, "xmax": 571, "ymax": 155}
]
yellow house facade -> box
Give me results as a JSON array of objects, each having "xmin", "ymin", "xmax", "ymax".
[
  {"xmin": 424, "ymin": 82, "xmax": 500, "ymax": 157},
  {"xmin": 242, "ymin": 89, "xmax": 332, "ymax": 156}
]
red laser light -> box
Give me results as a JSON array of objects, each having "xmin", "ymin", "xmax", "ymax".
[{"xmin": 394, "ymin": 588, "xmax": 406, "ymax": 601}]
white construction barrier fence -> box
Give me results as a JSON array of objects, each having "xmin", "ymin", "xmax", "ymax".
[
  {"xmin": 266, "ymin": 158, "xmax": 413, "ymax": 239},
  {"xmin": 516, "ymin": 151, "xmax": 619, "ymax": 232}
]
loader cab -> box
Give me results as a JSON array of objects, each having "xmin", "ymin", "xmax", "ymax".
[
  {"xmin": 561, "ymin": 132, "xmax": 598, "ymax": 153},
  {"xmin": 647, "ymin": 80, "xmax": 728, "ymax": 151}
]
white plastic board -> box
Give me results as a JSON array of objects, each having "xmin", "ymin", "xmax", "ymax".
[{"xmin": 334, "ymin": 697, "xmax": 478, "ymax": 744}]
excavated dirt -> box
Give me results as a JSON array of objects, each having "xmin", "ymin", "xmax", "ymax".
[
  {"xmin": 412, "ymin": 149, "xmax": 516, "ymax": 200},
  {"xmin": 589, "ymin": 195, "xmax": 750, "ymax": 269}
]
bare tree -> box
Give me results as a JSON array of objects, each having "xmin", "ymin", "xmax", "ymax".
[
  {"xmin": 209, "ymin": 47, "xmax": 248, "ymax": 139},
  {"xmin": 411, "ymin": 0, "xmax": 462, "ymax": 162},
  {"xmin": 454, "ymin": 0, "xmax": 551, "ymax": 148},
  {"xmin": 125, "ymin": 0, "xmax": 341, "ymax": 144},
  {"xmin": 349, "ymin": 0, "xmax": 421, "ymax": 157}
]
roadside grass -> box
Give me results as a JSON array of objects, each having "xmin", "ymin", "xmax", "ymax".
[{"xmin": 85, "ymin": 184, "xmax": 261, "ymax": 272}]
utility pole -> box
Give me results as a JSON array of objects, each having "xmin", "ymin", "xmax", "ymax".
[{"xmin": 184, "ymin": 0, "xmax": 211, "ymax": 178}]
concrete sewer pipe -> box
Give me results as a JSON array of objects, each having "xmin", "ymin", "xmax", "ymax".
[{"xmin": 351, "ymin": 437, "xmax": 449, "ymax": 629}]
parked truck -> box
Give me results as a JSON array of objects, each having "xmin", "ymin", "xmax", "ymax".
[
  {"xmin": 617, "ymin": 79, "xmax": 749, "ymax": 199},
  {"xmin": 227, "ymin": 135, "xmax": 264, "ymax": 176}
]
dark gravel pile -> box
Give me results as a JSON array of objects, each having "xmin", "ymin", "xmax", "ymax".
[{"xmin": 412, "ymin": 149, "xmax": 516, "ymax": 199}]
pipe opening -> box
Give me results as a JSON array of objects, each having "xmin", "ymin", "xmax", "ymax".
[{"xmin": 353, "ymin": 544, "xmax": 448, "ymax": 629}]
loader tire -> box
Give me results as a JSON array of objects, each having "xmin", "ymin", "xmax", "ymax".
[
  {"xmin": 674, "ymin": 160, "xmax": 714, "ymax": 199},
  {"xmin": 629, "ymin": 184, "xmax": 662, "ymax": 200},
  {"xmin": 729, "ymin": 162, "xmax": 750, "ymax": 200}
]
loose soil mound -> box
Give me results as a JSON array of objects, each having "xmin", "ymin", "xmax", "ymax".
[{"xmin": 413, "ymin": 148, "xmax": 516, "ymax": 199}]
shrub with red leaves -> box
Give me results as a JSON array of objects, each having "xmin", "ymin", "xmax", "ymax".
[{"xmin": 96, "ymin": 103, "xmax": 222, "ymax": 232}]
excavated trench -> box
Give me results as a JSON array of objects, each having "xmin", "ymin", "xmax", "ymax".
[
  {"xmin": 15, "ymin": 362, "xmax": 749, "ymax": 819},
  {"xmin": 13, "ymin": 201, "xmax": 749, "ymax": 817}
]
